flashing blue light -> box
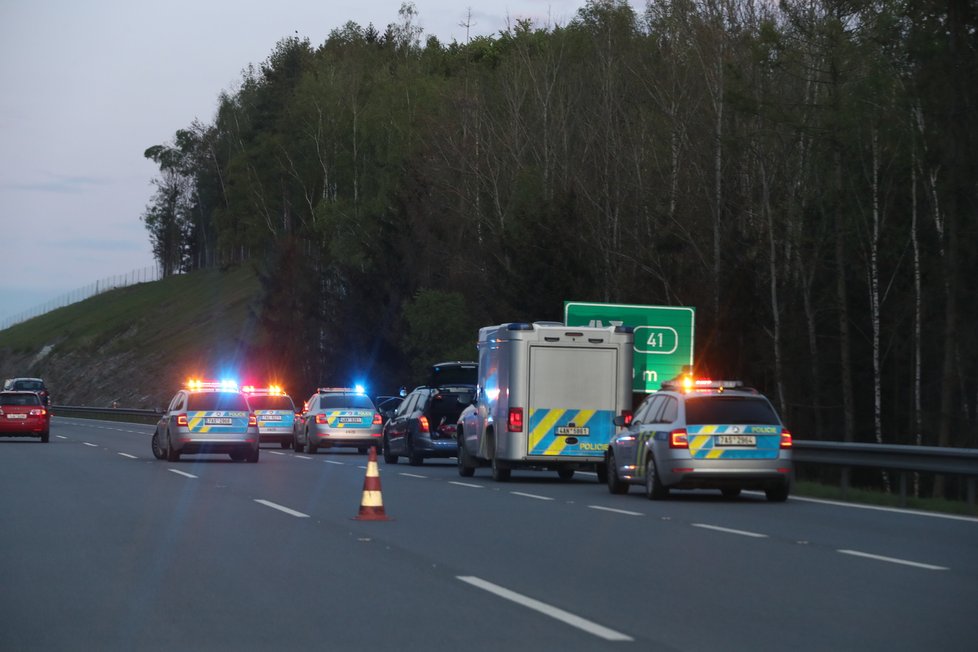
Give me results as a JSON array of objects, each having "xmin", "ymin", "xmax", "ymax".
[
  {"xmin": 354, "ymin": 384, "xmax": 366, "ymax": 395},
  {"xmin": 221, "ymin": 379, "xmax": 239, "ymax": 391}
]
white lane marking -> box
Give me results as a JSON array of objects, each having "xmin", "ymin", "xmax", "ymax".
[
  {"xmin": 449, "ymin": 481, "xmax": 483, "ymax": 489},
  {"xmin": 578, "ymin": 471, "xmax": 598, "ymax": 476},
  {"xmin": 457, "ymin": 576, "xmax": 633, "ymax": 642},
  {"xmin": 294, "ymin": 455, "xmax": 312, "ymax": 460},
  {"xmin": 83, "ymin": 442, "xmax": 98, "ymax": 447},
  {"xmin": 787, "ymin": 494, "xmax": 978, "ymax": 523},
  {"xmin": 511, "ymin": 491, "xmax": 554, "ymax": 501},
  {"xmin": 324, "ymin": 460, "xmax": 345, "ymax": 465},
  {"xmin": 692, "ymin": 523, "xmax": 768, "ymax": 538},
  {"xmin": 357, "ymin": 465, "xmax": 368, "ymax": 470},
  {"xmin": 118, "ymin": 453, "xmax": 138, "ymax": 459},
  {"xmin": 399, "ymin": 473, "xmax": 427, "ymax": 479},
  {"xmin": 168, "ymin": 469, "xmax": 197, "ymax": 479},
  {"xmin": 837, "ymin": 549, "xmax": 948, "ymax": 571},
  {"xmin": 56, "ymin": 435, "xmax": 68, "ymax": 439},
  {"xmin": 269, "ymin": 451, "xmax": 286, "ymax": 456},
  {"xmin": 588, "ymin": 505, "xmax": 643, "ymax": 516},
  {"xmin": 254, "ymin": 499, "xmax": 309, "ymax": 518}
]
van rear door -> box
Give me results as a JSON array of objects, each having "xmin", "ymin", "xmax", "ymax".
[{"xmin": 526, "ymin": 346, "xmax": 618, "ymax": 457}]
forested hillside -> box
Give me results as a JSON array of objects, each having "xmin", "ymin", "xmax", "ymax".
[{"xmin": 140, "ymin": 0, "xmax": 977, "ymax": 457}]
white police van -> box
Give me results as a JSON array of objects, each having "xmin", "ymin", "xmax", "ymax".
[{"xmin": 456, "ymin": 322, "xmax": 633, "ymax": 482}]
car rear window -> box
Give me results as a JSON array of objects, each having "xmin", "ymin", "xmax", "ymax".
[
  {"xmin": 684, "ymin": 396, "xmax": 780, "ymax": 425},
  {"xmin": 187, "ymin": 392, "xmax": 249, "ymax": 411},
  {"xmin": 430, "ymin": 364, "xmax": 477, "ymax": 387},
  {"xmin": 247, "ymin": 395, "xmax": 295, "ymax": 411},
  {"xmin": 320, "ymin": 394, "xmax": 375, "ymax": 410},
  {"xmin": 0, "ymin": 393, "xmax": 41, "ymax": 406},
  {"xmin": 12, "ymin": 380, "xmax": 43, "ymax": 391}
]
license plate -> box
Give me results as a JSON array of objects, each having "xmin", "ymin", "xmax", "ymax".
[
  {"xmin": 338, "ymin": 417, "xmax": 361, "ymax": 423},
  {"xmin": 7, "ymin": 414, "xmax": 27, "ymax": 420},
  {"xmin": 262, "ymin": 415, "xmax": 282, "ymax": 421},
  {"xmin": 716, "ymin": 435, "xmax": 755, "ymax": 446},
  {"xmin": 205, "ymin": 417, "xmax": 233, "ymax": 425},
  {"xmin": 556, "ymin": 426, "xmax": 589, "ymax": 436}
]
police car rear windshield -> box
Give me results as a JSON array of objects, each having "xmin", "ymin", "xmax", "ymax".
[
  {"xmin": 246, "ymin": 395, "xmax": 295, "ymax": 411},
  {"xmin": 0, "ymin": 393, "xmax": 41, "ymax": 406},
  {"xmin": 320, "ymin": 394, "xmax": 375, "ymax": 410},
  {"xmin": 685, "ymin": 396, "xmax": 780, "ymax": 425},
  {"xmin": 187, "ymin": 392, "xmax": 250, "ymax": 411}
]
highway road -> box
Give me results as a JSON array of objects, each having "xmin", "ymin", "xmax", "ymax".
[{"xmin": 2, "ymin": 417, "xmax": 977, "ymax": 651}]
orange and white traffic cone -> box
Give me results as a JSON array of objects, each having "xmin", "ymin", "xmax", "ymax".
[{"xmin": 354, "ymin": 446, "xmax": 390, "ymax": 521}]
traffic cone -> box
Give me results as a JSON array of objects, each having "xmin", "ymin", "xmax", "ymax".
[{"xmin": 354, "ymin": 446, "xmax": 390, "ymax": 521}]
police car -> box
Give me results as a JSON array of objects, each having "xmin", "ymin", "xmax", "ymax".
[
  {"xmin": 606, "ymin": 377, "xmax": 792, "ymax": 501},
  {"xmin": 293, "ymin": 386, "xmax": 383, "ymax": 454},
  {"xmin": 242, "ymin": 385, "xmax": 296, "ymax": 449},
  {"xmin": 152, "ymin": 379, "xmax": 260, "ymax": 463}
]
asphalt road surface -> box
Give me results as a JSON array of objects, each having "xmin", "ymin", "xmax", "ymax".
[{"xmin": 2, "ymin": 417, "xmax": 976, "ymax": 651}]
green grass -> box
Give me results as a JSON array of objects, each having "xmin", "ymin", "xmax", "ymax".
[{"xmin": 793, "ymin": 480, "xmax": 978, "ymax": 517}]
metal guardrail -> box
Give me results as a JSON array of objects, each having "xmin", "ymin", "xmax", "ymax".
[
  {"xmin": 793, "ymin": 440, "xmax": 978, "ymax": 506},
  {"xmin": 53, "ymin": 404, "xmax": 160, "ymax": 418}
]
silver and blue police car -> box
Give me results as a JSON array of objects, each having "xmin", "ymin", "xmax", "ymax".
[
  {"xmin": 606, "ymin": 377, "xmax": 793, "ymax": 501},
  {"xmin": 243, "ymin": 384, "xmax": 296, "ymax": 449},
  {"xmin": 293, "ymin": 387, "xmax": 383, "ymax": 454},
  {"xmin": 152, "ymin": 379, "xmax": 260, "ymax": 463}
]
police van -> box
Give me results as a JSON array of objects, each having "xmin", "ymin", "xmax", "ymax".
[{"xmin": 456, "ymin": 322, "xmax": 633, "ymax": 482}]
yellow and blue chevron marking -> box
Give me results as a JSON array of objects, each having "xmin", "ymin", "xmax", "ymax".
[
  {"xmin": 325, "ymin": 409, "xmax": 373, "ymax": 428},
  {"xmin": 527, "ymin": 407, "xmax": 615, "ymax": 456},
  {"xmin": 186, "ymin": 411, "xmax": 249, "ymax": 433},
  {"xmin": 687, "ymin": 425, "xmax": 781, "ymax": 459}
]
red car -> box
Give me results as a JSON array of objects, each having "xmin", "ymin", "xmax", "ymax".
[{"xmin": 0, "ymin": 391, "xmax": 51, "ymax": 442}]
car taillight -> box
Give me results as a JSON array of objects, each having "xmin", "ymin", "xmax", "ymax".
[
  {"xmin": 669, "ymin": 428, "xmax": 688, "ymax": 449},
  {"xmin": 419, "ymin": 415, "xmax": 430, "ymax": 433},
  {"xmin": 315, "ymin": 413, "xmax": 328, "ymax": 424},
  {"xmin": 176, "ymin": 413, "xmax": 188, "ymax": 427},
  {"xmin": 248, "ymin": 413, "xmax": 258, "ymax": 427},
  {"xmin": 508, "ymin": 407, "xmax": 524, "ymax": 432},
  {"xmin": 30, "ymin": 408, "xmax": 46, "ymax": 416},
  {"xmin": 780, "ymin": 430, "xmax": 793, "ymax": 449},
  {"xmin": 621, "ymin": 410, "xmax": 633, "ymax": 426},
  {"xmin": 372, "ymin": 412, "xmax": 382, "ymax": 426}
]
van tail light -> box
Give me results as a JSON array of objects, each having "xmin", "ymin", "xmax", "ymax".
[
  {"xmin": 419, "ymin": 415, "xmax": 430, "ymax": 433},
  {"xmin": 780, "ymin": 430, "xmax": 793, "ymax": 449},
  {"xmin": 372, "ymin": 412, "xmax": 383, "ymax": 426},
  {"xmin": 248, "ymin": 413, "xmax": 258, "ymax": 427},
  {"xmin": 176, "ymin": 413, "xmax": 188, "ymax": 427},
  {"xmin": 508, "ymin": 407, "xmax": 524, "ymax": 432},
  {"xmin": 315, "ymin": 413, "xmax": 328, "ymax": 424},
  {"xmin": 669, "ymin": 428, "xmax": 689, "ymax": 449},
  {"xmin": 621, "ymin": 410, "xmax": 633, "ymax": 426}
]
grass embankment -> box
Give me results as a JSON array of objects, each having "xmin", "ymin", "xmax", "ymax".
[{"xmin": 793, "ymin": 480, "xmax": 978, "ymax": 517}]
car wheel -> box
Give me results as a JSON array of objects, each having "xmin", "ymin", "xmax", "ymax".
[
  {"xmin": 151, "ymin": 432, "xmax": 164, "ymax": 459},
  {"xmin": 165, "ymin": 432, "xmax": 180, "ymax": 462},
  {"xmin": 40, "ymin": 430, "xmax": 50, "ymax": 444},
  {"xmin": 557, "ymin": 467, "xmax": 574, "ymax": 481},
  {"xmin": 606, "ymin": 452, "xmax": 628, "ymax": 495},
  {"xmin": 246, "ymin": 446, "xmax": 260, "ymax": 463},
  {"xmin": 490, "ymin": 454, "xmax": 510, "ymax": 482},
  {"xmin": 457, "ymin": 433, "xmax": 476, "ymax": 478},
  {"xmin": 292, "ymin": 433, "xmax": 303, "ymax": 452},
  {"xmin": 721, "ymin": 487, "xmax": 742, "ymax": 499},
  {"xmin": 765, "ymin": 482, "xmax": 789, "ymax": 502},
  {"xmin": 280, "ymin": 440, "xmax": 291, "ymax": 449},
  {"xmin": 229, "ymin": 451, "xmax": 246, "ymax": 461},
  {"xmin": 644, "ymin": 457, "xmax": 667, "ymax": 500},
  {"xmin": 408, "ymin": 437, "xmax": 423, "ymax": 466},
  {"xmin": 358, "ymin": 446, "xmax": 368, "ymax": 454},
  {"xmin": 383, "ymin": 436, "xmax": 398, "ymax": 464},
  {"xmin": 595, "ymin": 461, "xmax": 608, "ymax": 484},
  {"xmin": 305, "ymin": 430, "xmax": 317, "ymax": 454}
]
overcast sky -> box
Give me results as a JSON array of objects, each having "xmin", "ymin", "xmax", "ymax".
[{"xmin": 0, "ymin": 0, "xmax": 589, "ymax": 326}]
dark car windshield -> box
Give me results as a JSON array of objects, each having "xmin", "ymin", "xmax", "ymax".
[
  {"xmin": 429, "ymin": 363, "xmax": 477, "ymax": 387},
  {"xmin": 320, "ymin": 394, "xmax": 375, "ymax": 410},
  {"xmin": 187, "ymin": 392, "xmax": 249, "ymax": 411},
  {"xmin": 0, "ymin": 393, "xmax": 41, "ymax": 406},
  {"xmin": 684, "ymin": 396, "xmax": 780, "ymax": 425},
  {"xmin": 12, "ymin": 380, "xmax": 44, "ymax": 391},
  {"xmin": 246, "ymin": 395, "xmax": 295, "ymax": 411}
]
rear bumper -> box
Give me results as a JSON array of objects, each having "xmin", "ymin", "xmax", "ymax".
[
  {"xmin": 662, "ymin": 463, "xmax": 793, "ymax": 489},
  {"xmin": 309, "ymin": 428, "xmax": 382, "ymax": 448},
  {"xmin": 413, "ymin": 437, "xmax": 458, "ymax": 457}
]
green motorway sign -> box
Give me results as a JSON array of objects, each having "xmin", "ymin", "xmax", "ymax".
[{"xmin": 564, "ymin": 302, "xmax": 695, "ymax": 393}]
